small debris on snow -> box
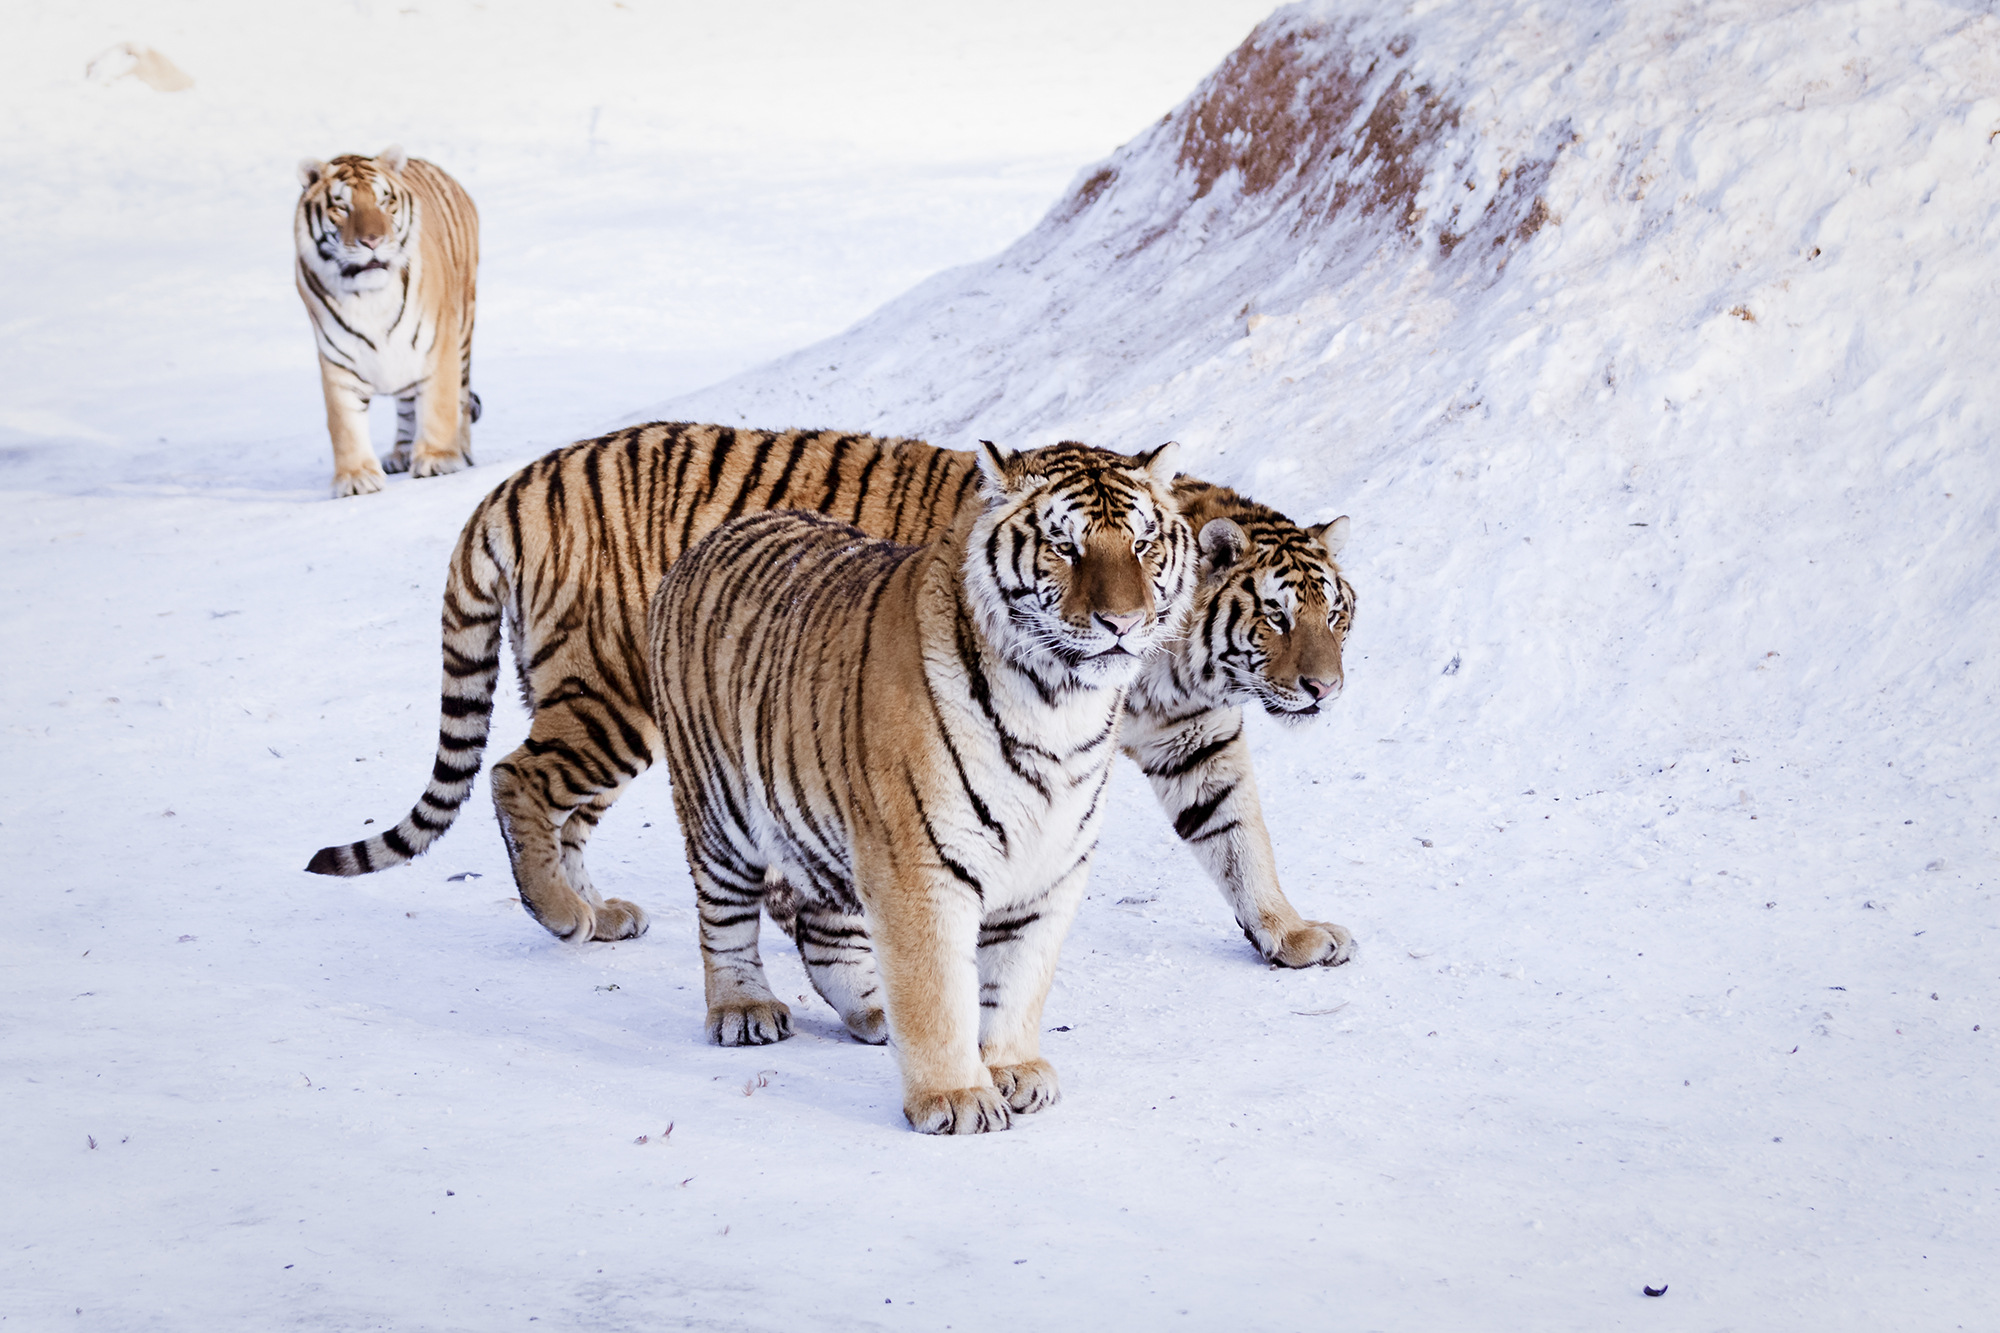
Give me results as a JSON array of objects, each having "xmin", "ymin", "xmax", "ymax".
[
  {"xmin": 1643, "ymin": 1284, "xmax": 1668, "ymax": 1297},
  {"xmin": 446, "ymin": 872, "xmax": 482, "ymax": 882},
  {"xmin": 176, "ymin": 935, "xmax": 195, "ymax": 943},
  {"xmin": 1292, "ymin": 1004, "xmax": 1349, "ymax": 1016}
]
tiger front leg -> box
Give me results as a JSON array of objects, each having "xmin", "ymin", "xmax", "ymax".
[
  {"xmin": 407, "ymin": 323, "xmax": 474, "ymax": 479},
  {"xmin": 974, "ymin": 868, "xmax": 1089, "ymax": 1116},
  {"xmin": 861, "ymin": 851, "xmax": 1008, "ymax": 1134},
  {"xmin": 384, "ymin": 396, "xmax": 417, "ymax": 474},
  {"xmin": 318, "ymin": 361, "xmax": 386, "ymax": 498},
  {"xmin": 792, "ymin": 900, "xmax": 888, "ymax": 1044},
  {"xmin": 1127, "ymin": 705, "xmax": 1354, "ymax": 968}
]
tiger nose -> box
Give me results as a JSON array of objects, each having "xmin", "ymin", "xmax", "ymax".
[
  {"xmin": 1300, "ymin": 676, "xmax": 1339, "ymax": 701},
  {"xmin": 1096, "ymin": 611, "xmax": 1145, "ymax": 638}
]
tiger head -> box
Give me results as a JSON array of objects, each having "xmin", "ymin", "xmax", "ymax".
[
  {"xmin": 965, "ymin": 441, "xmax": 1196, "ymax": 689},
  {"xmin": 1172, "ymin": 481, "xmax": 1356, "ymax": 726},
  {"xmin": 295, "ymin": 146, "xmax": 415, "ymax": 294}
]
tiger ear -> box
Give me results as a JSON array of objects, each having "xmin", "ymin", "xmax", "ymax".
[
  {"xmin": 1309, "ymin": 515, "xmax": 1351, "ymax": 557},
  {"xmin": 1133, "ymin": 440, "xmax": 1180, "ymax": 485},
  {"xmin": 297, "ymin": 158, "xmax": 329, "ymax": 189},
  {"xmin": 1198, "ymin": 518, "xmax": 1248, "ymax": 575},
  {"xmin": 376, "ymin": 144, "xmax": 408, "ymax": 174},
  {"xmin": 976, "ymin": 439, "xmax": 1046, "ymax": 501},
  {"xmin": 974, "ymin": 440, "xmax": 1011, "ymax": 499}
]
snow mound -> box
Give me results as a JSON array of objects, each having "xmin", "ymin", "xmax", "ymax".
[{"xmin": 667, "ymin": 0, "xmax": 2000, "ymax": 794}]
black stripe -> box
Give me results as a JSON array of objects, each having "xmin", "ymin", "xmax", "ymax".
[
  {"xmin": 1174, "ymin": 782, "xmax": 1237, "ymax": 840},
  {"xmin": 906, "ymin": 774, "xmax": 982, "ymax": 898},
  {"xmin": 1141, "ymin": 725, "xmax": 1242, "ymax": 780}
]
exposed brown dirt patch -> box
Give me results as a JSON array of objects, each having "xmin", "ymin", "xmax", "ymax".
[
  {"xmin": 1052, "ymin": 17, "xmax": 1559, "ymax": 266},
  {"xmin": 1169, "ymin": 23, "xmax": 1459, "ymax": 240}
]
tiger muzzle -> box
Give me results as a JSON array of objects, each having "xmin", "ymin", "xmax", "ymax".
[{"xmin": 1062, "ymin": 538, "xmax": 1154, "ymax": 648}]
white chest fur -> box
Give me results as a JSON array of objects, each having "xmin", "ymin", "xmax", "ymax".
[
  {"xmin": 301, "ymin": 256, "xmax": 436, "ymax": 398},
  {"xmin": 928, "ymin": 649, "xmax": 1126, "ymax": 911}
]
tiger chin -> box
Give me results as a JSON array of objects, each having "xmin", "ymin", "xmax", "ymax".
[
  {"xmin": 648, "ymin": 442, "xmax": 1195, "ymax": 1134},
  {"xmin": 294, "ymin": 145, "xmax": 480, "ymax": 499}
]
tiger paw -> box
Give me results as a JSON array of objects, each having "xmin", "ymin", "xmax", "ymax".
[
  {"xmin": 707, "ymin": 1000, "xmax": 793, "ymax": 1047},
  {"xmin": 590, "ymin": 897, "xmax": 648, "ymax": 941},
  {"xmin": 989, "ymin": 1059, "xmax": 1060, "ymax": 1114},
  {"xmin": 1266, "ymin": 919, "xmax": 1354, "ymax": 968},
  {"xmin": 904, "ymin": 1085, "xmax": 1011, "ymax": 1135},
  {"xmin": 383, "ymin": 445, "xmax": 412, "ymax": 475},
  {"xmin": 409, "ymin": 451, "xmax": 473, "ymax": 479},
  {"xmin": 841, "ymin": 1007, "xmax": 889, "ymax": 1045},
  {"xmin": 330, "ymin": 465, "xmax": 387, "ymax": 498}
]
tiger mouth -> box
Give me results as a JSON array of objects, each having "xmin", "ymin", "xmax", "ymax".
[
  {"xmin": 340, "ymin": 258, "xmax": 390, "ymax": 277},
  {"xmin": 1264, "ymin": 699, "xmax": 1321, "ymax": 718}
]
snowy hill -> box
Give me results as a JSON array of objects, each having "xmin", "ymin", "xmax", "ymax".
[
  {"xmin": 671, "ymin": 0, "xmax": 2000, "ymax": 805},
  {"xmin": 5, "ymin": 2, "xmax": 1997, "ymax": 1329}
]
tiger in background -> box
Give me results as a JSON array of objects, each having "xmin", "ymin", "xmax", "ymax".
[
  {"xmin": 295, "ymin": 146, "xmax": 480, "ymax": 498},
  {"xmin": 649, "ymin": 443, "xmax": 1195, "ymax": 1132},
  {"xmin": 304, "ymin": 422, "xmax": 1357, "ymax": 969}
]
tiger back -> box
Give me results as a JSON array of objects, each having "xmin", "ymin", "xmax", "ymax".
[
  {"xmin": 294, "ymin": 146, "xmax": 479, "ymax": 498},
  {"xmin": 647, "ymin": 442, "xmax": 1194, "ymax": 1134}
]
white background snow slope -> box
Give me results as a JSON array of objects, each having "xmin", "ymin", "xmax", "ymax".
[{"xmin": 3, "ymin": 1, "xmax": 1997, "ymax": 1330}]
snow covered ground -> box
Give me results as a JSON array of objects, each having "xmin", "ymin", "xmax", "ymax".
[{"xmin": 4, "ymin": 1, "xmax": 1997, "ymax": 1329}]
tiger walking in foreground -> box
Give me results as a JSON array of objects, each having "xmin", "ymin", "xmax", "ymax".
[
  {"xmin": 650, "ymin": 443, "xmax": 1195, "ymax": 1132},
  {"xmin": 295, "ymin": 146, "xmax": 480, "ymax": 498},
  {"xmin": 304, "ymin": 422, "xmax": 1357, "ymax": 969}
]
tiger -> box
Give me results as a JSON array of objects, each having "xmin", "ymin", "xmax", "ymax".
[
  {"xmin": 294, "ymin": 145, "xmax": 480, "ymax": 499},
  {"xmin": 1122, "ymin": 480, "xmax": 1358, "ymax": 967},
  {"xmin": 304, "ymin": 422, "xmax": 1357, "ymax": 970},
  {"xmin": 648, "ymin": 442, "xmax": 1195, "ymax": 1133}
]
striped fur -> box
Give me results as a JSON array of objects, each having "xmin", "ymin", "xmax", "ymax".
[
  {"xmin": 295, "ymin": 146, "xmax": 479, "ymax": 499},
  {"xmin": 648, "ymin": 443, "xmax": 1193, "ymax": 1133},
  {"xmin": 303, "ymin": 423, "xmax": 1359, "ymax": 970}
]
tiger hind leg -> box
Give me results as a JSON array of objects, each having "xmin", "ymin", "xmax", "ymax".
[
  {"xmin": 792, "ymin": 900, "xmax": 888, "ymax": 1044},
  {"xmin": 695, "ymin": 864, "xmax": 791, "ymax": 1046},
  {"xmin": 384, "ymin": 396, "xmax": 416, "ymax": 474},
  {"xmin": 558, "ymin": 786, "xmax": 648, "ymax": 927},
  {"xmin": 489, "ymin": 745, "xmax": 648, "ymax": 943}
]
